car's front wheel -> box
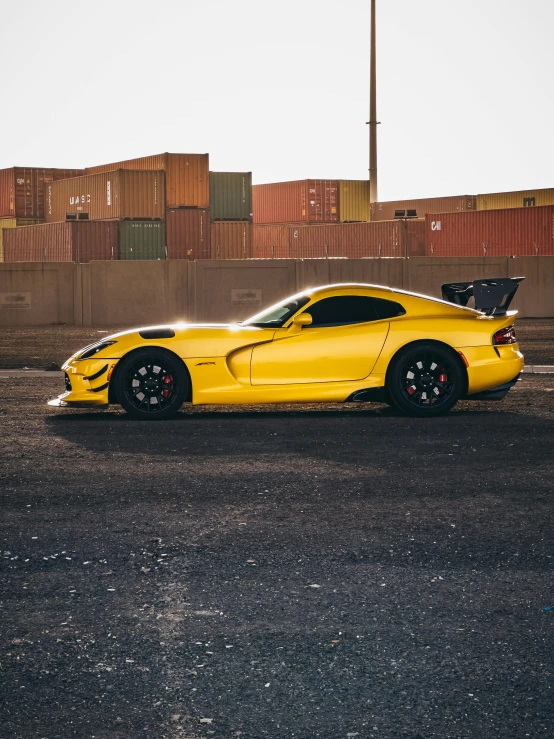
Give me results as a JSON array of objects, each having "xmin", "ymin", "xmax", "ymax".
[
  {"xmin": 386, "ymin": 342, "xmax": 465, "ymax": 417},
  {"xmin": 114, "ymin": 348, "xmax": 189, "ymax": 420}
]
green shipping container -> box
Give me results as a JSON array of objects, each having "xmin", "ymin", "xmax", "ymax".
[
  {"xmin": 210, "ymin": 172, "xmax": 252, "ymax": 221},
  {"xmin": 118, "ymin": 221, "xmax": 166, "ymax": 260}
]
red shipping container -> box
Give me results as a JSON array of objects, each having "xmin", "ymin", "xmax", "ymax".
[
  {"xmin": 425, "ymin": 206, "xmax": 554, "ymax": 257},
  {"xmin": 253, "ymin": 225, "xmax": 291, "ymax": 258},
  {"xmin": 371, "ymin": 195, "xmax": 476, "ymax": 221},
  {"xmin": 3, "ymin": 221, "xmax": 118, "ymax": 262},
  {"xmin": 166, "ymin": 209, "xmax": 210, "ymax": 259},
  {"xmin": 253, "ymin": 180, "xmax": 339, "ymax": 224},
  {"xmin": 211, "ymin": 222, "xmax": 253, "ymax": 259},
  {"xmin": 0, "ymin": 167, "xmax": 84, "ymax": 218}
]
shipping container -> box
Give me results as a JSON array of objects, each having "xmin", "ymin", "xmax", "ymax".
[
  {"xmin": 0, "ymin": 218, "xmax": 43, "ymax": 262},
  {"xmin": 117, "ymin": 221, "xmax": 166, "ymax": 260},
  {"xmin": 211, "ymin": 222, "xmax": 253, "ymax": 259},
  {"xmin": 210, "ymin": 172, "xmax": 252, "ymax": 221},
  {"xmin": 0, "ymin": 167, "xmax": 84, "ymax": 218},
  {"xmin": 371, "ymin": 195, "xmax": 476, "ymax": 222},
  {"xmin": 477, "ymin": 188, "xmax": 554, "ymax": 211},
  {"xmin": 86, "ymin": 153, "xmax": 209, "ymax": 208},
  {"xmin": 45, "ymin": 170, "xmax": 165, "ymax": 223},
  {"xmin": 3, "ymin": 221, "xmax": 118, "ymax": 262},
  {"xmin": 166, "ymin": 208, "xmax": 210, "ymax": 259},
  {"xmin": 339, "ymin": 180, "xmax": 371, "ymax": 222},
  {"xmin": 254, "ymin": 220, "xmax": 424, "ymax": 259},
  {"xmin": 425, "ymin": 206, "xmax": 554, "ymax": 257},
  {"xmin": 253, "ymin": 224, "xmax": 291, "ymax": 258},
  {"xmin": 252, "ymin": 180, "xmax": 339, "ymax": 224}
]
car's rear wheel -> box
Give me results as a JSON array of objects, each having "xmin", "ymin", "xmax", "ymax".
[
  {"xmin": 114, "ymin": 349, "xmax": 189, "ymax": 420},
  {"xmin": 386, "ymin": 342, "xmax": 465, "ymax": 417}
]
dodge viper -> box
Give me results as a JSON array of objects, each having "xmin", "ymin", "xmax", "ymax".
[{"xmin": 48, "ymin": 278, "xmax": 524, "ymax": 419}]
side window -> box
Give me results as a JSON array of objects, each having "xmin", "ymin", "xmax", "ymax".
[{"xmin": 305, "ymin": 295, "xmax": 404, "ymax": 327}]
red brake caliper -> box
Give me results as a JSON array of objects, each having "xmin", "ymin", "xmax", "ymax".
[{"xmin": 162, "ymin": 374, "xmax": 173, "ymax": 399}]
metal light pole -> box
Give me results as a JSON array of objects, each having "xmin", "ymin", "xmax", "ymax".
[{"xmin": 368, "ymin": 0, "xmax": 379, "ymax": 203}]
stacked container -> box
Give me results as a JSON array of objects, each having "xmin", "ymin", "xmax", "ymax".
[
  {"xmin": 211, "ymin": 222, "xmax": 253, "ymax": 259},
  {"xmin": 166, "ymin": 209, "xmax": 210, "ymax": 259},
  {"xmin": 210, "ymin": 172, "xmax": 252, "ymax": 221},
  {"xmin": 0, "ymin": 167, "xmax": 84, "ymax": 218},
  {"xmin": 425, "ymin": 206, "xmax": 554, "ymax": 256},
  {"xmin": 3, "ymin": 221, "xmax": 118, "ymax": 262},
  {"xmin": 45, "ymin": 170, "xmax": 165, "ymax": 223},
  {"xmin": 371, "ymin": 195, "xmax": 476, "ymax": 221},
  {"xmin": 339, "ymin": 180, "xmax": 371, "ymax": 222},
  {"xmin": 0, "ymin": 218, "xmax": 43, "ymax": 262},
  {"xmin": 253, "ymin": 220, "xmax": 425, "ymax": 259},
  {"xmin": 253, "ymin": 180, "xmax": 339, "ymax": 224},
  {"xmin": 477, "ymin": 188, "xmax": 554, "ymax": 211},
  {"xmin": 118, "ymin": 221, "xmax": 166, "ymax": 260}
]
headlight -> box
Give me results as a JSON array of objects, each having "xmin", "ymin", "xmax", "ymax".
[{"xmin": 79, "ymin": 341, "xmax": 117, "ymax": 359}]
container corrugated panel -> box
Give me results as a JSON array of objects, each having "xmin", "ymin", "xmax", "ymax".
[
  {"xmin": 118, "ymin": 221, "xmax": 166, "ymax": 260},
  {"xmin": 425, "ymin": 206, "xmax": 554, "ymax": 256},
  {"xmin": 46, "ymin": 170, "xmax": 165, "ymax": 222},
  {"xmin": 210, "ymin": 172, "xmax": 252, "ymax": 220},
  {"xmin": 289, "ymin": 221, "xmax": 424, "ymax": 258},
  {"xmin": 339, "ymin": 180, "xmax": 371, "ymax": 222},
  {"xmin": 166, "ymin": 209, "xmax": 210, "ymax": 259},
  {"xmin": 477, "ymin": 188, "xmax": 554, "ymax": 211},
  {"xmin": 371, "ymin": 195, "xmax": 476, "ymax": 222},
  {"xmin": 0, "ymin": 218, "xmax": 43, "ymax": 262},
  {"xmin": 210, "ymin": 222, "xmax": 253, "ymax": 259},
  {"xmin": 86, "ymin": 153, "xmax": 209, "ymax": 208},
  {"xmin": 0, "ymin": 167, "xmax": 84, "ymax": 218},
  {"xmin": 253, "ymin": 225, "xmax": 291, "ymax": 258},
  {"xmin": 253, "ymin": 180, "xmax": 339, "ymax": 224},
  {"xmin": 3, "ymin": 221, "xmax": 118, "ymax": 262}
]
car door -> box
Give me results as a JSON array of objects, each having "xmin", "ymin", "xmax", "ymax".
[{"xmin": 250, "ymin": 295, "xmax": 392, "ymax": 385}]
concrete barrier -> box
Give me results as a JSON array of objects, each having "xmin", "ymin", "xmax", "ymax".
[{"xmin": 1, "ymin": 257, "xmax": 553, "ymax": 326}]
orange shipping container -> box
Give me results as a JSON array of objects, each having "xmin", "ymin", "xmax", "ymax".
[
  {"xmin": 253, "ymin": 180, "xmax": 339, "ymax": 224},
  {"xmin": 371, "ymin": 195, "xmax": 476, "ymax": 221},
  {"xmin": 211, "ymin": 222, "xmax": 253, "ymax": 259},
  {"xmin": 3, "ymin": 221, "xmax": 118, "ymax": 263},
  {"xmin": 45, "ymin": 170, "xmax": 165, "ymax": 223},
  {"xmin": 0, "ymin": 167, "xmax": 84, "ymax": 218},
  {"xmin": 253, "ymin": 225, "xmax": 291, "ymax": 258},
  {"xmin": 166, "ymin": 209, "xmax": 210, "ymax": 260},
  {"xmin": 86, "ymin": 153, "xmax": 209, "ymax": 208}
]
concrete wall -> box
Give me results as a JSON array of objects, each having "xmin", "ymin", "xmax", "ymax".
[{"xmin": 1, "ymin": 257, "xmax": 553, "ymax": 326}]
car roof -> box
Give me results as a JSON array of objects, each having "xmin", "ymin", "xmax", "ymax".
[{"xmin": 303, "ymin": 283, "xmax": 480, "ymax": 314}]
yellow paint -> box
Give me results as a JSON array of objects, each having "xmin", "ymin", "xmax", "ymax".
[
  {"xmin": 477, "ymin": 188, "xmax": 554, "ymax": 211},
  {"xmin": 52, "ymin": 283, "xmax": 524, "ymax": 411}
]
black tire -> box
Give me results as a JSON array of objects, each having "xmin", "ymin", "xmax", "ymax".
[
  {"xmin": 386, "ymin": 342, "xmax": 465, "ymax": 417},
  {"xmin": 114, "ymin": 348, "xmax": 189, "ymax": 420}
]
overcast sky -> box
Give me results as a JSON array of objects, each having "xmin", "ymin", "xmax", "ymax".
[{"xmin": 2, "ymin": 0, "xmax": 553, "ymax": 200}]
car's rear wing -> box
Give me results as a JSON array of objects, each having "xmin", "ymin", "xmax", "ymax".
[{"xmin": 441, "ymin": 277, "xmax": 524, "ymax": 316}]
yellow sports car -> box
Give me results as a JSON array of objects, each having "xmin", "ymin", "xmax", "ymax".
[{"xmin": 49, "ymin": 278, "xmax": 524, "ymax": 419}]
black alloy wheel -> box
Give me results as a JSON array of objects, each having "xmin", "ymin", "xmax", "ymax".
[
  {"xmin": 386, "ymin": 342, "xmax": 465, "ymax": 417},
  {"xmin": 114, "ymin": 349, "xmax": 189, "ymax": 420}
]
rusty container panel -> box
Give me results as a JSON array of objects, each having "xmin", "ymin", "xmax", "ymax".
[
  {"xmin": 425, "ymin": 206, "xmax": 554, "ymax": 256},
  {"xmin": 45, "ymin": 170, "xmax": 165, "ymax": 222},
  {"xmin": 339, "ymin": 180, "xmax": 371, "ymax": 222},
  {"xmin": 371, "ymin": 195, "xmax": 476, "ymax": 222},
  {"xmin": 210, "ymin": 172, "xmax": 252, "ymax": 220},
  {"xmin": 3, "ymin": 221, "xmax": 117, "ymax": 263},
  {"xmin": 253, "ymin": 180, "xmax": 339, "ymax": 224},
  {"xmin": 166, "ymin": 209, "xmax": 210, "ymax": 259},
  {"xmin": 253, "ymin": 225, "xmax": 291, "ymax": 258},
  {"xmin": 118, "ymin": 221, "xmax": 166, "ymax": 260},
  {"xmin": 0, "ymin": 167, "xmax": 84, "ymax": 218},
  {"xmin": 477, "ymin": 188, "xmax": 554, "ymax": 211},
  {"xmin": 86, "ymin": 153, "xmax": 209, "ymax": 208},
  {"xmin": 210, "ymin": 222, "xmax": 253, "ymax": 259},
  {"xmin": 0, "ymin": 218, "xmax": 43, "ymax": 262}
]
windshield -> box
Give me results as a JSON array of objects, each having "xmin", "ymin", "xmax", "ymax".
[{"xmin": 241, "ymin": 293, "xmax": 311, "ymax": 328}]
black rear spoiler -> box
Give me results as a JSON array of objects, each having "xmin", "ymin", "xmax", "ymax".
[{"xmin": 441, "ymin": 277, "xmax": 524, "ymax": 316}]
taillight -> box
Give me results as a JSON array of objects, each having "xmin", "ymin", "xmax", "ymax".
[{"xmin": 493, "ymin": 325, "xmax": 517, "ymax": 345}]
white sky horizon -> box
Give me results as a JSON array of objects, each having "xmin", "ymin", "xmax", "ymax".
[{"xmin": 1, "ymin": 0, "xmax": 553, "ymax": 202}]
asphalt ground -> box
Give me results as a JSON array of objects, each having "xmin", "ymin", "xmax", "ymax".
[{"xmin": 0, "ymin": 359, "xmax": 553, "ymax": 738}]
